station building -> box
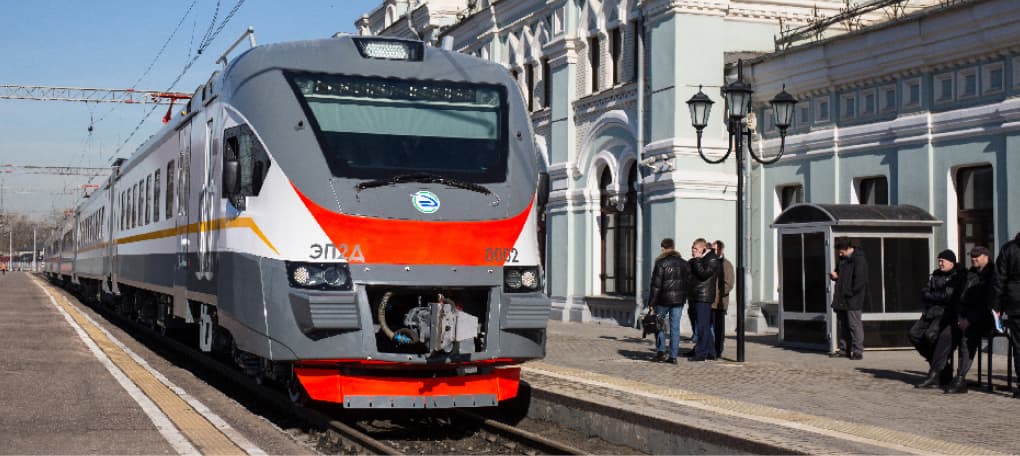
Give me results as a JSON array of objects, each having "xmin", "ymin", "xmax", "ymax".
[
  {"xmin": 354, "ymin": 1, "xmax": 987, "ymax": 337},
  {"xmin": 747, "ymin": 0, "xmax": 1020, "ymax": 342}
]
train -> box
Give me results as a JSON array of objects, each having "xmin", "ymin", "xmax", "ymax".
[{"xmin": 44, "ymin": 32, "xmax": 550, "ymax": 409}]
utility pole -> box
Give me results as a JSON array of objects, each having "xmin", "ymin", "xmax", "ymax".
[{"xmin": 32, "ymin": 228, "xmax": 37, "ymax": 272}]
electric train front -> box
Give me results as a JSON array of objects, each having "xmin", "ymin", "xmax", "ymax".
[{"xmin": 221, "ymin": 36, "xmax": 550, "ymax": 408}]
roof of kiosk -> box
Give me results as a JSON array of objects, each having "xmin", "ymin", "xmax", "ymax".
[{"xmin": 773, "ymin": 203, "xmax": 942, "ymax": 227}]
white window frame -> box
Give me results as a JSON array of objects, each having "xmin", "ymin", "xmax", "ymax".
[
  {"xmin": 881, "ymin": 84, "xmax": 897, "ymax": 112},
  {"xmin": 958, "ymin": 68, "xmax": 978, "ymax": 99},
  {"xmin": 861, "ymin": 88, "xmax": 877, "ymax": 117},
  {"xmin": 935, "ymin": 72, "xmax": 954, "ymax": 104},
  {"xmin": 841, "ymin": 93, "xmax": 857, "ymax": 120},
  {"xmin": 798, "ymin": 105, "xmax": 810, "ymax": 127},
  {"xmin": 1014, "ymin": 56, "xmax": 1020, "ymax": 91},
  {"xmin": 814, "ymin": 97, "xmax": 830, "ymax": 123},
  {"xmin": 903, "ymin": 77, "xmax": 922, "ymax": 109},
  {"xmin": 984, "ymin": 61, "xmax": 1005, "ymax": 95}
]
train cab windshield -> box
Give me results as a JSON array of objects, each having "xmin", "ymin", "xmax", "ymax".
[{"xmin": 286, "ymin": 72, "xmax": 509, "ymax": 183}]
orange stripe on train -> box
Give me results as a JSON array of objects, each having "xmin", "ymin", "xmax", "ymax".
[{"xmin": 293, "ymin": 184, "xmax": 532, "ymax": 266}]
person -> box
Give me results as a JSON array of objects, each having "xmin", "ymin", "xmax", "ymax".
[
  {"xmin": 993, "ymin": 231, "xmax": 1020, "ymax": 398},
  {"xmin": 944, "ymin": 246, "xmax": 995, "ymax": 393},
  {"xmin": 711, "ymin": 240, "xmax": 735, "ymax": 358},
  {"xmin": 688, "ymin": 238, "xmax": 720, "ymax": 361},
  {"xmin": 1, "ymin": 262, "xmax": 6, "ymax": 275},
  {"xmin": 828, "ymin": 237, "xmax": 869, "ymax": 360},
  {"xmin": 646, "ymin": 238, "xmax": 691, "ymax": 364},
  {"xmin": 910, "ymin": 249, "xmax": 965, "ymax": 388}
]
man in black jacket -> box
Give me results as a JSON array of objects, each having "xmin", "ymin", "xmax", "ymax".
[
  {"xmin": 993, "ymin": 231, "xmax": 1020, "ymax": 398},
  {"xmin": 688, "ymin": 238, "xmax": 719, "ymax": 361},
  {"xmin": 944, "ymin": 246, "xmax": 995, "ymax": 393},
  {"xmin": 829, "ymin": 237, "xmax": 869, "ymax": 360},
  {"xmin": 647, "ymin": 238, "xmax": 691, "ymax": 364},
  {"xmin": 911, "ymin": 249, "xmax": 965, "ymax": 388}
]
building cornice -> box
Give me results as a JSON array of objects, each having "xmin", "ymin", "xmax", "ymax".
[
  {"xmin": 573, "ymin": 84, "xmax": 638, "ymax": 120},
  {"xmin": 749, "ymin": 0, "xmax": 1020, "ymax": 100},
  {"xmin": 543, "ymin": 35, "xmax": 582, "ymax": 66}
]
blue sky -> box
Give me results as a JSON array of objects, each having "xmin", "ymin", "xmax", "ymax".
[{"xmin": 0, "ymin": 0, "xmax": 381, "ymax": 219}]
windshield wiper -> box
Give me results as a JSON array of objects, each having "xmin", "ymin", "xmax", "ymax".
[{"xmin": 355, "ymin": 172, "xmax": 492, "ymax": 195}]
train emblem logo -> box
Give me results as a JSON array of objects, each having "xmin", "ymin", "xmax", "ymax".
[{"xmin": 411, "ymin": 191, "xmax": 440, "ymax": 214}]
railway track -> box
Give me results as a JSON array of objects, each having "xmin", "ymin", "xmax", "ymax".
[{"xmin": 49, "ymin": 279, "xmax": 617, "ymax": 455}]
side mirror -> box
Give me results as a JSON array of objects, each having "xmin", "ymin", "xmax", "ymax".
[
  {"xmin": 537, "ymin": 172, "xmax": 550, "ymax": 207},
  {"xmin": 223, "ymin": 160, "xmax": 241, "ymax": 195}
]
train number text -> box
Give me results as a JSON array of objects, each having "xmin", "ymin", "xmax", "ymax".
[
  {"xmin": 485, "ymin": 247, "xmax": 519, "ymax": 264},
  {"xmin": 310, "ymin": 243, "xmax": 365, "ymax": 263}
]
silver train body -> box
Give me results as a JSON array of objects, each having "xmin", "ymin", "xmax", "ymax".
[{"xmin": 45, "ymin": 35, "xmax": 549, "ymax": 408}]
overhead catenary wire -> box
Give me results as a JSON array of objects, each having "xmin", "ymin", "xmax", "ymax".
[
  {"xmin": 99, "ymin": 0, "xmax": 247, "ymax": 169},
  {"xmin": 91, "ymin": 0, "xmax": 201, "ymax": 129},
  {"xmin": 72, "ymin": 0, "xmax": 202, "ymax": 179}
]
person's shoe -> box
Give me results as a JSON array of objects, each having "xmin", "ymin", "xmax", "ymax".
[
  {"xmin": 1012, "ymin": 390, "xmax": 1020, "ymax": 399},
  {"xmin": 915, "ymin": 371, "xmax": 940, "ymax": 389},
  {"xmin": 944, "ymin": 377, "xmax": 968, "ymax": 394},
  {"xmin": 652, "ymin": 351, "xmax": 666, "ymax": 363},
  {"xmin": 665, "ymin": 357, "xmax": 677, "ymax": 364},
  {"xmin": 688, "ymin": 356, "xmax": 707, "ymax": 362},
  {"xmin": 849, "ymin": 352, "xmax": 863, "ymax": 360},
  {"xmin": 828, "ymin": 351, "xmax": 847, "ymax": 358}
]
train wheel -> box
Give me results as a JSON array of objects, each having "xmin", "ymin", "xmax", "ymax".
[{"xmin": 287, "ymin": 367, "xmax": 309, "ymax": 406}]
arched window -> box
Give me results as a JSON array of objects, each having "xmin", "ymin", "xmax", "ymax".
[{"xmin": 599, "ymin": 164, "xmax": 637, "ymax": 295}]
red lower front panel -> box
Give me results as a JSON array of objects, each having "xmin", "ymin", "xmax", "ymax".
[{"xmin": 294, "ymin": 365, "xmax": 521, "ymax": 407}]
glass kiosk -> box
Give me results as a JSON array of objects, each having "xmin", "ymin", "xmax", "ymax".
[{"xmin": 772, "ymin": 203, "xmax": 941, "ymax": 350}]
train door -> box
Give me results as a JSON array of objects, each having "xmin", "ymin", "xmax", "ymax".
[
  {"xmin": 197, "ymin": 114, "xmax": 217, "ymax": 282},
  {"xmin": 71, "ymin": 212, "xmax": 80, "ymax": 284},
  {"xmin": 104, "ymin": 174, "xmax": 116, "ymax": 295},
  {"xmin": 173, "ymin": 123, "xmax": 193, "ymax": 322}
]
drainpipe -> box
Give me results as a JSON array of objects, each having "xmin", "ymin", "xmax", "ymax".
[{"xmin": 633, "ymin": 16, "xmax": 645, "ymax": 327}]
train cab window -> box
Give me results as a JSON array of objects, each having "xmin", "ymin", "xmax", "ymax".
[
  {"xmin": 286, "ymin": 73, "xmax": 507, "ymax": 183},
  {"xmin": 153, "ymin": 169, "xmax": 161, "ymax": 223},
  {"xmin": 166, "ymin": 160, "xmax": 175, "ymax": 220},
  {"xmin": 223, "ymin": 125, "xmax": 271, "ymax": 210},
  {"xmin": 120, "ymin": 192, "xmax": 125, "ymax": 231}
]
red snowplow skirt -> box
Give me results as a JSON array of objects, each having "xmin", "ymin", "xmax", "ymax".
[{"xmin": 294, "ymin": 365, "xmax": 521, "ymax": 408}]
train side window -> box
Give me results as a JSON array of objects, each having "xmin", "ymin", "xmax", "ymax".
[
  {"xmin": 138, "ymin": 179, "xmax": 144, "ymax": 226},
  {"xmin": 131, "ymin": 184, "xmax": 137, "ymax": 229},
  {"xmin": 145, "ymin": 175, "xmax": 152, "ymax": 225},
  {"xmin": 223, "ymin": 125, "xmax": 271, "ymax": 210},
  {"xmin": 154, "ymin": 169, "xmax": 161, "ymax": 223},
  {"xmin": 166, "ymin": 160, "xmax": 175, "ymax": 220}
]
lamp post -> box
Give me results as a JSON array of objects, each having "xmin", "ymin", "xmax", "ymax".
[{"xmin": 686, "ymin": 61, "xmax": 797, "ymax": 362}]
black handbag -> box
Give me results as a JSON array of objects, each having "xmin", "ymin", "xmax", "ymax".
[{"xmin": 641, "ymin": 313, "xmax": 664, "ymax": 339}]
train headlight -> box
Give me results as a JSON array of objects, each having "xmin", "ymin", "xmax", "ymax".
[
  {"xmin": 504, "ymin": 266, "xmax": 542, "ymax": 293},
  {"xmin": 286, "ymin": 262, "xmax": 353, "ymax": 291},
  {"xmin": 505, "ymin": 269, "xmax": 522, "ymax": 290},
  {"xmin": 352, "ymin": 37, "xmax": 424, "ymax": 61},
  {"xmin": 292, "ymin": 266, "xmax": 312, "ymax": 286}
]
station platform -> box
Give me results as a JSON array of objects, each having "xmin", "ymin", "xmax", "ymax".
[
  {"xmin": 0, "ymin": 273, "xmax": 307, "ymax": 455},
  {"xmin": 526, "ymin": 319, "xmax": 1019, "ymax": 454}
]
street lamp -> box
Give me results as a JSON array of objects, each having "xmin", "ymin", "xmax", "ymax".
[{"xmin": 686, "ymin": 61, "xmax": 797, "ymax": 362}]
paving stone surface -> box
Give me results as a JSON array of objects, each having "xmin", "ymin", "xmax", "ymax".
[{"xmin": 525, "ymin": 320, "xmax": 1019, "ymax": 454}]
